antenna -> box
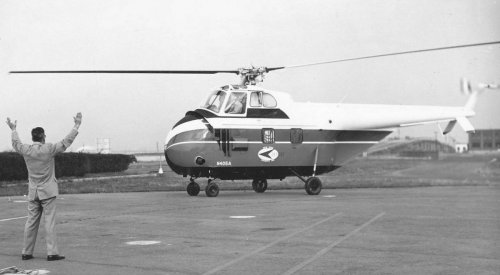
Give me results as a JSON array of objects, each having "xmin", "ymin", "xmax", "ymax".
[{"xmin": 157, "ymin": 142, "xmax": 164, "ymax": 175}]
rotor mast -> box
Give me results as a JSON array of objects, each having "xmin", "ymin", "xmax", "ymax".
[
  {"xmin": 238, "ymin": 67, "xmax": 267, "ymax": 85},
  {"xmin": 237, "ymin": 66, "xmax": 284, "ymax": 85}
]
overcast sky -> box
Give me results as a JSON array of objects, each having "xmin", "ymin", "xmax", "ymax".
[{"xmin": 1, "ymin": 0, "xmax": 499, "ymax": 152}]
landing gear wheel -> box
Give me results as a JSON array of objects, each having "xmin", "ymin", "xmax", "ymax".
[
  {"xmin": 252, "ymin": 179, "xmax": 268, "ymax": 193},
  {"xmin": 187, "ymin": 181, "xmax": 200, "ymax": 196},
  {"xmin": 205, "ymin": 180, "xmax": 219, "ymax": 197},
  {"xmin": 305, "ymin": 177, "xmax": 322, "ymax": 195}
]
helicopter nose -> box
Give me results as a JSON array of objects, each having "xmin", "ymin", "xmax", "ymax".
[{"xmin": 164, "ymin": 116, "xmax": 213, "ymax": 171}]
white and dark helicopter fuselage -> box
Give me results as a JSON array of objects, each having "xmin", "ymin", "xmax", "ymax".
[{"xmin": 165, "ymin": 84, "xmax": 476, "ymax": 196}]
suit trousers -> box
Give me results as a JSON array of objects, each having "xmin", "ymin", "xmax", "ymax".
[{"xmin": 22, "ymin": 195, "xmax": 58, "ymax": 256}]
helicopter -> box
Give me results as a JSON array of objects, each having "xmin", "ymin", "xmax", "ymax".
[{"xmin": 10, "ymin": 41, "xmax": 500, "ymax": 197}]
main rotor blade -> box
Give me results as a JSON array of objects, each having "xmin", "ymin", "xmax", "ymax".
[
  {"xmin": 282, "ymin": 40, "xmax": 500, "ymax": 70},
  {"xmin": 9, "ymin": 69, "xmax": 240, "ymax": 74},
  {"xmin": 9, "ymin": 41, "xmax": 500, "ymax": 75}
]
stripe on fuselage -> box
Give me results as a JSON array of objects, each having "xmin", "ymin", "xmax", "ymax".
[
  {"xmin": 166, "ymin": 140, "xmax": 378, "ymax": 150},
  {"xmin": 166, "ymin": 127, "xmax": 390, "ymax": 147}
]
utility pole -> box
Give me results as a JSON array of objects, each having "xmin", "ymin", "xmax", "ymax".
[{"xmin": 434, "ymin": 131, "xmax": 439, "ymax": 160}]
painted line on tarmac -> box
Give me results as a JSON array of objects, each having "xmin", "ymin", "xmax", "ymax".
[
  {"xmin": 126, "ymin": 240, "xmax": 161, "ymax": 246},
  {"xmin": 203, "ymin": 212, "xmax": 342, "ymax": 275},
  {"xmin": 230, "ymin": 216, "xmax": 256, "ymax": 219},
  {"xmin": 282, "ymin": 212, "xmax": 386, "ymax": 275},
  {"xmin": 0, "ymin": 216, "xmax": 28, "ymax": 222}
]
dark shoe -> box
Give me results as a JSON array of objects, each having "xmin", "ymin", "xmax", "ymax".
[
  {"xmin": 22, "ymin": 254, "xmax": 34, "ymax": 260},
  {"xmin": 47, "ymin": 255, "xmax": 65, "ymax": 261}
]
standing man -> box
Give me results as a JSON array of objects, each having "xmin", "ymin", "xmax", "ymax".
[{"xmin": 6, "ymin": 113, "xmax": 82, "ymax": 261}]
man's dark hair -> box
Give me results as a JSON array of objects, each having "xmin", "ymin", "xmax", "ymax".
[{"xmin": 31, "ymin": 127, "xmax": 45, "ymax": 142}]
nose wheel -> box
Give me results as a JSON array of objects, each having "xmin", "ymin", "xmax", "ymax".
[
  {"xmin": 205, "ymin": 179, "xmax": 220, "ymax": 197},
  {"xmin": 187, "ymin": 179, "xmax": 201, "ymax": 196},
  {"xmin": 187, "ymin": 178, "xmax": 220, "ymax": 197}
]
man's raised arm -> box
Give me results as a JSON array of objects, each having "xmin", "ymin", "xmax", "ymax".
[
  {"xmin": 6, "ymin": 117, "xmax": 28, "ymax": 154},
  {"xmin": 73, "ymin": 112, "xmax": 82, "ymax": 131},
  {"xmin": 52, "ymin": 112, "xmax": 82, "ymax": 155}
]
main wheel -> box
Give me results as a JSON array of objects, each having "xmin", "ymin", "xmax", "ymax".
[
  {"xmin": 305, "ymin": 177, "xmax": 322, "ymax": 195},
  {"xmin": 205, "ymin": 181, "xmax": 219, "ymax": 197},
  {"xmin": 252, "ymin": 179, "xmax": 268, "ymax": 193},
  {"xmin": 187, "ymin": 181, "xmax": 200, "ymax": 196}
]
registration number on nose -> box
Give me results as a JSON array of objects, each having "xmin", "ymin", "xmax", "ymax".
[{"xmin": 217, "ymin": 161, "xmax": 232, "ymax": 166}]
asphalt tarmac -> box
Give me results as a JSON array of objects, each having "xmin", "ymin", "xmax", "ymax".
[{"xmin": 1, "ymin": 186, "xmax": 499, "ymax": 274}]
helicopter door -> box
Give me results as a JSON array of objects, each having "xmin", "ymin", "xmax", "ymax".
[
  {"xmin": 215, "ymin": 129, "xmax": 231, "ymax": 157},
  {"xmin": 215, "ymin": 129, "xmax": 249, "ymax": 156}
]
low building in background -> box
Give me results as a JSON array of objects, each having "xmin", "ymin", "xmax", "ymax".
[
  {"xmin": 468, "ymin": 129, "xmax": 500, "ymax": 151},
  {"xmin": 367, "ymin": 138, "xmax": 455, "ymax": 159}
]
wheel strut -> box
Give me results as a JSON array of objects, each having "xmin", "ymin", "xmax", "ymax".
[{"xmin": 289, "ymin": 168, "xmax": 323, "ymax": 195}]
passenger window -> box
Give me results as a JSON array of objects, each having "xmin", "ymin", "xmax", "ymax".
[
  {"xmin": 262, "ymin": 93, "xmax": 277, "ymax": 107},
  {"xmin": 250, "ymin": 92, "xmax": 277, "ymax": 108},
  {"xmin": 250, "ymin": 92, "xmax": 261, "ymax": 107},
  {"xmin": 262, "ymin": 128, "xmax": 275, "ymax": 144}
]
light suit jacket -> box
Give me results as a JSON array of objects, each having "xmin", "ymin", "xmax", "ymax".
[{"xmin": 12, "ymin": 128, "xmax": 79, "ymax": 200}]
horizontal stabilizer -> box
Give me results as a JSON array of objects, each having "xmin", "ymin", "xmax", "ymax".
[
  {"xmin": 442, "ymin": 120, "xmax": 457, "ymax": 135},
  {"xmin": 456, "ymin": 117, "xmax": 475, "ymax": 133}
]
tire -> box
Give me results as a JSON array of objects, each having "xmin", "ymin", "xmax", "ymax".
[
  {"xmin": 205, "ymin": 182, "xmax": 219, "ymax": 197},
  {"xmin": 305, "ymin": 177, "xmax": 322, "ymax": 195},
  {"xmin": 187, "ymin": 182, "xmax": 200, "ymax": 196},
  {"xmin": 252, "ymin": 179, "xmax": 268, "ymax": 193}
]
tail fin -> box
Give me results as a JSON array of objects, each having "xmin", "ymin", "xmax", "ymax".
[
  {"xmin": 461, "ymin": 78, "xmax": 479, "ymax": 111},
  {"xmin": 458, "ymin": 78, "xmax": 499, "ymax": 133}
]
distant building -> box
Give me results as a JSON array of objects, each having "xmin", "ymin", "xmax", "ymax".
[
  {"xmin": 455, "ymin": 144, "xmax": 468, "ymax": 153},
  {"xmin": 75, "ymin": 146, "xmax": 97, "ymax": 153},
  {"xmin": 96, "ymin": 138, "xmax": 111, "ymax": 154},
  {"xmin": 367, "ymin": 138, "xmax": 455, "ymax": 159},
  {"xmin": 468, "ymin": 129, "xmax": 500, "ymax": 151}
]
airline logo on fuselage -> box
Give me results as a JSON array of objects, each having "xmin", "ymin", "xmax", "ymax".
[{"xmin": 258, "ymin": 147, "xmax": 279, "ymax": 162}]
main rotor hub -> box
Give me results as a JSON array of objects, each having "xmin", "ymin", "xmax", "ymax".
[{"xmin": 238, "ymin": 67, "xmax": 269, "ymax": 85}]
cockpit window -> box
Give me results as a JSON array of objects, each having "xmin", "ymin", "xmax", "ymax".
[
  {"xmin": 250, "ymin": 91, "xmax": 277, "ymax": 108},
  {"xmin": 203, "ymin": 90, "xmax": 226, "ymax": 113},
  {"xmin": 225, "ymin": 92, "xmax": 247, "ymax": 114}
]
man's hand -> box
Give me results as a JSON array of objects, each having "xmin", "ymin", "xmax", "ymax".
[
  {"xmin": 6, "ymin": 118, "xmax": 17, "ymax": 130},
  {"xmin": 73, "ymin": 112, "xmax": 82, "ymax": 129}
]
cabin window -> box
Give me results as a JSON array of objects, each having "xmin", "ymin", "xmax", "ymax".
[
  {"xmin": 203, "ymin": 90, "xmax": 226, "ymax": 113},
  {"xmin": 224, "ymin": 92, "xmax": 247, "ymax": 114},
  {"xmin": 262, "ymin": 93, "xmax": 277, "ymax": 107},
  {"xmin": 290, "ymin": 128, "xmax": 303, "ymax": 144},
  {"xmin": 250, "ymin": 92, "xmax": 277, "ymax": 108},
  {"xmin": 250, "ymin": 92, "xmax": 261, "ymax": 107},
  {"xmin": 262, "ymin": 128, "xmax": 275, "ymax": 144}
]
